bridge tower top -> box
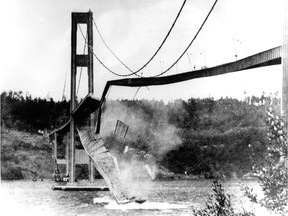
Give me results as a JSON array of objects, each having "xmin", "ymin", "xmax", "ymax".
[{"xmin": 71, "ymin": 11, "xmax": 94, "ymax": 111}]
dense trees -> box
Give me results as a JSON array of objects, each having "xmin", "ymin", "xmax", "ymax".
[
  {"xmin": 1, "ymin": 90, "xmax": 280, "ymax": 178},
  {"xmin": 1, "ymin": 91, "xmax": 69, "ymax": 132},
  {"xmin": 102, "ymin": 94, "xmax": 280, "ymax": 178}
]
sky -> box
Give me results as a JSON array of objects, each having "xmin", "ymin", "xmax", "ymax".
[{"xmin": 0, "ymin": 0, "xmax": 285, "ymax": 102}]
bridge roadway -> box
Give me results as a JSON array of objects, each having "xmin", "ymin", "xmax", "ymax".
[
  {"xmin": 101, "ymin": 46, "xmax": 282, "ymax": 100},
  {"xmin": 96, "ymin": 46, "xmax": 282, "ymax": 133}
]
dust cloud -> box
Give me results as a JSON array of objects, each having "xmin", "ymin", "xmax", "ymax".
[
  {"xmin": 98, "ymin": 100, "xmax": 183, "ymax": 201},
  {"xmin": 100, "ymin": 100, "xmax": 182, "ymax": 157}
]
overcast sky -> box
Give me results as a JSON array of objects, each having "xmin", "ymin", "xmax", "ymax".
[{"xmin": 0, "ymin": 0, "xmax": 285, "ymax": 102}]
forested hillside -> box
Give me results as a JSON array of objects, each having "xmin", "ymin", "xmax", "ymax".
[
  {"xmin": 1, "ymin": 91, "xmax": 281, "ymax": 179},
  {"xmin": 1, "ymin": 91, "xmax": 69, "ymax": 132}
]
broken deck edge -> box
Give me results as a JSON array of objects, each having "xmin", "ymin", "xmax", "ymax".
[{"xmin": 52, "ymin": 185, "xmax": 109, "ymax": 191}]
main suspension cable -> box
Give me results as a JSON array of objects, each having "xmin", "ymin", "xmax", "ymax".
[
  {"xmin": 154, "ymin": 0, "xmax": 219, "ymax": 77},
  {"xmin": 92, "ymin": 18, "xmax": 138, "ymax": 76},
  {"xmin": 80, "ymin": 0, "xmax": 217, "ymax": 79},
  {"xmin": 91, "ymin": 0, "xmax": 187, "ymax": 77}
]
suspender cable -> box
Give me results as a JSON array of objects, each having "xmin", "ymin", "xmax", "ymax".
[
  {"xmin": 62, "ymin": 69, "xmax": 68, "ymax": 101},
  {"xmin": 78, "ymin": 0, "xmax": 217, "ymax": 80},
  {"xmin": 92, "ymin": 0, "xmax": 187, "ymax": 77},
  {"xmin": 154, "ymin": 0, "xmax": 219, "ymax": 77}
]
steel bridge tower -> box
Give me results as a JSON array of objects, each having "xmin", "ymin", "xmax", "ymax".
[{"xmin": 69, "ymin": 10, "xmax": 94, "ymax": 184}]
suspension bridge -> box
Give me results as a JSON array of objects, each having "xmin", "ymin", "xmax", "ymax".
[{"xmin": 50, "ymin": 0, "xmax": 288, "ymax": 204}]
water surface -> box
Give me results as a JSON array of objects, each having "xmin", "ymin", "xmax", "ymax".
[{"xmin": 0, "ymin": 179, "xmax": 264, "ymax": 216}]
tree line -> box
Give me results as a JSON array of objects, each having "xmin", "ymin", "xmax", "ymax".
[
  {"xmin": 1, "ymin": 90, "xmax": 281, "ymax": 178},
  {"xmin": 1, "ymin": 91, "xmax": 69, "ymax": 132}
]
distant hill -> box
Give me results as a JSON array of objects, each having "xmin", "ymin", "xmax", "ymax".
[
  {"xmin": 1, "ymin": 128, "xmax": 53, "ymax": 180},
  {"xmin": 1, "ymin": 90, "xmax": 281, "ymax": 179}
]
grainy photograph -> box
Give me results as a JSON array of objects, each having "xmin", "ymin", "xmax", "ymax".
[{"xmin": 0, "ymin": 0, "xmax": 287, "ymax": 215}]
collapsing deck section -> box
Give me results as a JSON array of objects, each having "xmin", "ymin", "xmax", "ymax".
[
  {"xmin": 50, "ymin": 94, "xmax": 153, "ymax": 204},
  {"xmin": 77, "ymin": 128, "xmax": 136, "ymax": 204}
]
